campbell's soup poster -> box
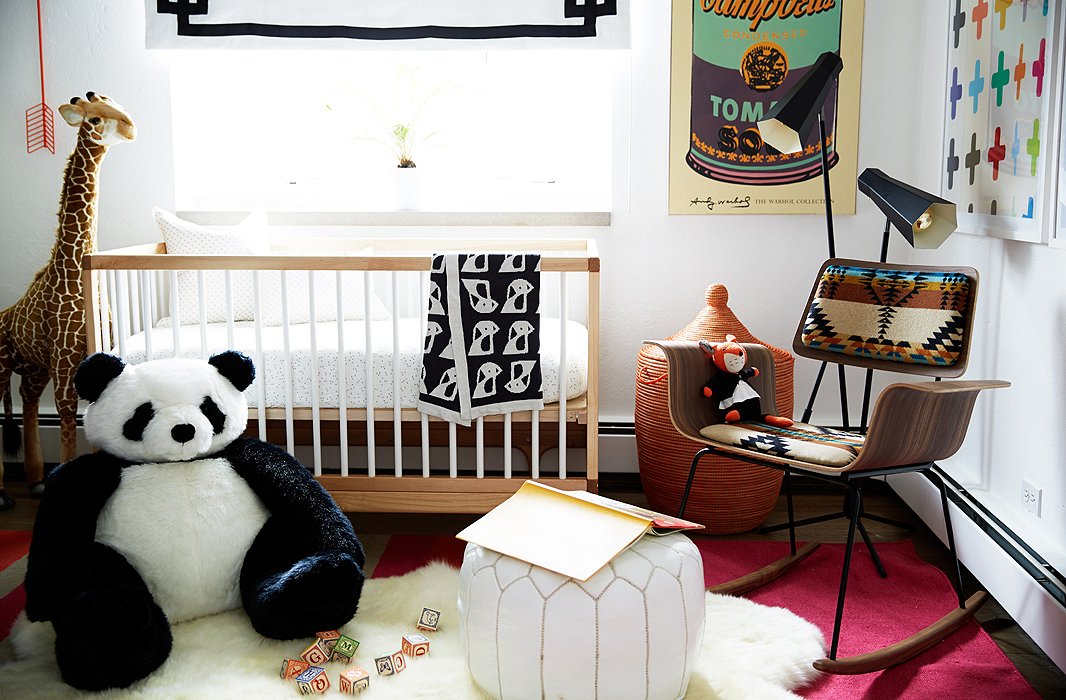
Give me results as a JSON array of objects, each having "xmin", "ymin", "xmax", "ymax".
[{"xmin": 669, "ymin": 0, "xmax": 864, "ymax": 214}]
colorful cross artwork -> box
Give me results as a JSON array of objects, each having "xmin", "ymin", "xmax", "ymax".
[{"xmin": 943, "ymin": 0, "xmax": 1056, "ymax": 241}]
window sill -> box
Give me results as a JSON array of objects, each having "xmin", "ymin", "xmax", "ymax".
[{"xmin": 178, "ymin": 211, "xmax": 611, "ymax": 228}]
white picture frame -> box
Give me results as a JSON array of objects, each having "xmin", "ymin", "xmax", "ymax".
[
  {"xmin": 940, "ymin": 0, "xmax": 1061, "ymax": 244},
  {"xmin": 1051, "ymin": 17, "xmax": 1066, "ymax": 249}
]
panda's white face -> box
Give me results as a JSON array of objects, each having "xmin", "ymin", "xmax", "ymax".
[{"xmin": 83, "ymin": 358, "xmax": 249, "ymax": 463}]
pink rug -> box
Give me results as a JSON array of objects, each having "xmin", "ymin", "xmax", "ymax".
[
  {"xmin": 375, "ymin": 535, "xmax": 1039, "ymax": 699},
  {"xmin": 0, "ymin": 531, "xmax": 31, "ymax": 642}
]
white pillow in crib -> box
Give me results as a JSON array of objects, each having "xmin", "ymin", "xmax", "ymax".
[
  {"xmin": 154, "ymin": 207, "xmax": 267, "ymax": 324},
  {"xmin": 258, "ymin": 268, "xmax": 391, "ymax": 326},
  {"xmin": 154, "ymin": 208, "xmax": 390, "ymax": 326}
]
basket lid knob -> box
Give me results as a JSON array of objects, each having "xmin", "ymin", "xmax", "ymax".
[{"xmin": 706, "ymin": 284, "xmax": 729, "ymax": 308}]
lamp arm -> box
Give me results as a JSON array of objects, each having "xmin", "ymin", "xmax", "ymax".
[
  {"xmin": 879, "ymin": 215, "xmax": 891, "ymax": 264},
  {"xmin": 819, "ymin": 110, "xmax": 835, "ymax": 259}
]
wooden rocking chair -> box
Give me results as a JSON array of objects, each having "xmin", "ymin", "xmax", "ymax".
[{"xmin": 648, "ymin": 259, "xmax": 1009, "ymax": 674}]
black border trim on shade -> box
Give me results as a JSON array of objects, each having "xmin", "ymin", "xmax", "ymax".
[{"xmin": 157, "ymin": 0, "xmax": 618, "ymax": 41}]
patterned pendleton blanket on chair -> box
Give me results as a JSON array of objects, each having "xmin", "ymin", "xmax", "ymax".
[
  {"xmin": 418, "ymin": 253, "xmax": 543, "ymax": 426},
  {"xmin": 801, "ymin": 264, "xmax": 971, "ymax": 367}
]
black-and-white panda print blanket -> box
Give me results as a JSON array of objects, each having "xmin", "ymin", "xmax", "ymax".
[{"xmin": 418, "ymin": 253, "xmax": 542, "ymax": 426}]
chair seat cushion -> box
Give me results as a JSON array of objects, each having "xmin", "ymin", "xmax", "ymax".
[{"xmin": 700, "ymin": 421, "xmax": 865, "ymax": 468}]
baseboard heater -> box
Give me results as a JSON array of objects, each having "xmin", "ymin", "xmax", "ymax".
[{"xmin": 928, "ymin": 466, "xmax": 1065, "ymax": 609}]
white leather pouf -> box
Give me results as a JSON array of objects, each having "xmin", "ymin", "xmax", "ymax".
[{"xmin": 458, "ymin": 533, "xmax": 705, "ymax": 700}]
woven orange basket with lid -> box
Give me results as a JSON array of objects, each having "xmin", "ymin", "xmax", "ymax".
[{"xmin": 636, "ymin": 284, "xmax": 795, "ymax": 534}]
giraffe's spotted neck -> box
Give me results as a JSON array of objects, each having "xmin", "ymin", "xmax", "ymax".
[{"xmin": 51, "ymin": 131, "xmax": 109, "ymax": 274}]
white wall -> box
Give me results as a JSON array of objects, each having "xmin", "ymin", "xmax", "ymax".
[
  {"xmin": 903, "ymin": 0, "xmax": 1066, "ymax": 586},
  {"xmin": 2, "ymin": 2, "xmax": 1059, "ymax": 576}
]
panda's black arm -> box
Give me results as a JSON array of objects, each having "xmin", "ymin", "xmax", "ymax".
[
  {"xmin": 223, "ymin": 438, "xmax": 364, "ymax": 563},
  {"xmin": 23, "ymin": 452, "xmax": 126, "ymax": 622}
]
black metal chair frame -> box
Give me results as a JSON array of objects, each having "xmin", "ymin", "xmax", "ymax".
[{"xmin": 679, "ymin": 446, "xmax": 968, "ymax": 663}]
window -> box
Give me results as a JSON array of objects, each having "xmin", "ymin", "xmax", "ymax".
[{"xmin": 169, "ymin": 50, "xmax": 617, "ymax": 213}]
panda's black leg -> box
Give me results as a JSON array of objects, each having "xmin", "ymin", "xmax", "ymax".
[
  {"xmin": 241, "ymin": 516, "xmax": 364, "ymax": 639},
  {"xmin": 54, "ymin": 543, "xmax": 172, "ymax": 691}
]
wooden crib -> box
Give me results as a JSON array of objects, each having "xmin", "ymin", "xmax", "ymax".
[{"xmin": 82, "ymin": 237, "xmax": 599, "ymax": 513}]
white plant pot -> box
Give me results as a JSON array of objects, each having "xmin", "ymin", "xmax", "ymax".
[{"xmin": 392, "ymin": 166, "xmax": 423, "ymax": 211}]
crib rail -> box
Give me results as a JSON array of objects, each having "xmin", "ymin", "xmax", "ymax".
[{"xmin": 83, "ymin": 238, "xmax": 600, "ymax": 512}]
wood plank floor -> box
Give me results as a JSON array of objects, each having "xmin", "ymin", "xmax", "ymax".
[{"xmin": 2, "ymin": 477, "xmax": 1063, "ymax": 696}]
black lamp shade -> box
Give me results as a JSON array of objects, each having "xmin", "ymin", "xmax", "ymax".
[
  {"xmin": 756, "ymin": 51, "xmax": 843, "ymax": 154},
  {"xmin": 858, "ymin": 168, "xmax": 957, "ymax": 249}
]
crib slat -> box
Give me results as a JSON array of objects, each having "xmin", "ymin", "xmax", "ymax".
[
  {"xmin": 531, "ymin": 410, "xmax": 540, "ymax": 479},
  {"xmin": 252, "ymin": 271, "xmax": 267, "ymax": 441},
  {"xmin": 140, "ymin": 271, "xmax": 153, "ymax": 360},
  {"xmin": 448, "ymin": 422, "xmax": 457, "ymax": 479},
  {"xmin": 129, "ymin": 271, "xmax": 141, "ymax": 335},
  {"xmin": 97, "ymin": 271, "xmax": 112, "ymax": 354},
  {"xmin": 103, "ymin": 271, "xmax": 115, "ymax": 354},
  {"xmin": 391, "ymin": 272, "xmax": 402, "ymax": 477},
  {"xmin": 308, "ymin": 271, "xmax": 322, "ymax": 476},
  {"xmin": 224, "ymin": 270, "xmax": 236, "ymax": 350},
  {"xmin": 169, "ymin": 270, "xmax": 181, "ymax": 356},
  {"xmin": 88, "ymin": 270, "xmax": 104, "ymax": 355},
  {"xmin": 504, "ymin": 413, "xmax": 512, "ymax": 479},
  {"xmin": 281, "ymin": 272, "xmax": 295, "ymax": 456},
  {"xmin": 364, "ymin": 271, "xmax": 376, "ymax": 478},
  {"xmin": 476, "ymin": 417, "xmax": 484, "ymax": 479},
  {"xmin": 114, "ymin": 270, "xmax": 128, "ymax": 358},
  {"xmin": 197, "ymin": 271, "xmax": 208, "ymax": 360},
  {"xmin": 150, "ymin": 271, "xmax": 159, "ymax": 334},
  {"xmin": 337, "ymin": 271, "xmax": 349, "ymax": 477},
  {"xmin": 558, "ymin": 272, "xmax": 569, "ymax": 480},
  {"xmin": 421, "ymin": 415, "xmax": 430, "ymax": 478},
  {"xmin": 419, "ymin": 270, "xmax": 430, "ymax": 478}
]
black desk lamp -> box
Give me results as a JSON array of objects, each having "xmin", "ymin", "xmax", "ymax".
[
  {"xmin": 858, "ymin": 168, "xmax": 958, "ymax": 263},
  {"xmin": 855, "ymin": 167, "xmax": 959, "ymax": 429},
  {"xmin": 757, "ymin": 51, "xmax": 844, "ymax": 257},
  {"xmin": 757, "ymin": 51, "xmax": 847, "ymax": 426}
]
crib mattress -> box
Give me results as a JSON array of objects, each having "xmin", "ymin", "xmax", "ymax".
[{"xmin": 119, "ymin": 317, "xmax": 588, "ymax": 410}]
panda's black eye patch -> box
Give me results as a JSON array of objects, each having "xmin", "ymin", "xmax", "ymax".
[
  {"xmin": 200, "ymin": 396, "xmax": 226, "ymax": 435},
  {"xmin": 123, "ymin": 402, "xmax": 155, "ymax": 441}
]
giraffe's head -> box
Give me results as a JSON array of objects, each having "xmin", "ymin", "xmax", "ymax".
[{"xmin": 58, "ymin": 92, "xmax": 136, "ymax": 147}]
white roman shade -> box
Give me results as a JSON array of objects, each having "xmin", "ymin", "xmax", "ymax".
[{"xmin": 146, "ymin": 0, "xmax": 629, "ymax": 50}]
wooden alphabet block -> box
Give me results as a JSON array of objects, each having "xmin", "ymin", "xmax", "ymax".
[
  {"xmin": 280, "ymin": 658, "xmax": 311, "ymax": 680},
  {"xmin": 294, "ymin": 665, "xmax": 330, "ymax": 694},
  {"xmin": 390, "ymin": 650, "xmax": 407, "ymax": 674},
  {"xmin": 402, "ymin": 633, "xmax": 430, "ymax": 657},
  {"xmin": 300, "ymin": 639, "xmax": 331, "ymax": 666},
  {"xmin": 338, "ymin": 666, "xmax": 371, "ymax": 695},
  {"xmin": 315, "ymin": 630, "xmax": 341, "ymax": 652},
  {"xmin": 416, "ymin": 607, "xmax": 441, "ymax": 632},
  {"xmin": 374, "ymin": 655, "xmax": 394, "ymax": 676},
  {"xmin": 331, "ymin": 635, "xmax": 360, "ymax": 664}
]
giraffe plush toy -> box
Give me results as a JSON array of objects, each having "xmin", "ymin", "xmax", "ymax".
[{"xmin": 0, "ymin": 92, "xmax": 135, "ymax": 510}]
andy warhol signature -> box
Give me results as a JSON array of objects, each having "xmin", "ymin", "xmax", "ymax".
[{"xmin": 689, "ymin": 195, "xmax": 751, "ymax": 211}]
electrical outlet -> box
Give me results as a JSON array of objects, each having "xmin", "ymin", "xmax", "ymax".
[{"xmin": 1021, "ymin": 478, "xmax": 1042, "ymax": 517}]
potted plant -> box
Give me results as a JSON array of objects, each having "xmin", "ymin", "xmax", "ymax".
[{"xmin": 326, "ymin": 64, "xmax": 456, "ymax": 170}]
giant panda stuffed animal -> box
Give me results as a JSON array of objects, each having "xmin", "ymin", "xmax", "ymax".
[{"xmin": 24, "ymin": 351, "xmax": 365, "ymax": 691}]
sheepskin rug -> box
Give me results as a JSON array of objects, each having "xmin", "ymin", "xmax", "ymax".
[{"xmin": 0, "ymin": 563, "xmax": 824, "ymax": 699}]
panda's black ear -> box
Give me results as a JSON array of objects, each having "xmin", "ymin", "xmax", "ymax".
[
  {"xmin": 209, "ymin": 351, "xmax": 255, "ymax": 391},
  {"xmin": 75, "ymin": 353, "xmax": 126, "ymax": 402}
]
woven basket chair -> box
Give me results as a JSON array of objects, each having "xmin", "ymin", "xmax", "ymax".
[
  {"xmin": 636, "ymin": 284, "xmax": 794, "ymax": 534},
  {"xmin": 647, "ymin": 259, "xmax": 1009, "ymax": 674}
]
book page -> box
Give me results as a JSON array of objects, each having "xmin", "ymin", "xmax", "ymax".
[
  {"xmin": 559, "ymin": 488, "xmax": 704, "ymax": 532},
  {"xmin": 456, "ymin": 481, "xmax": 655, "ymax": 581}
]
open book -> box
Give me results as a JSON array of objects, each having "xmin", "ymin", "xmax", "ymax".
[{"xmin": 456, "ymin": 480, "xmax": 703, "ymax": 581}]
